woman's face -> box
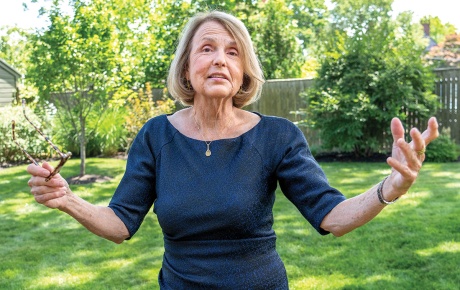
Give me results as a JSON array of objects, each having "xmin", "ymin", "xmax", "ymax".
[{"xmin": 186, "ymin": 20, "xmax": 244, "ymax": 102}]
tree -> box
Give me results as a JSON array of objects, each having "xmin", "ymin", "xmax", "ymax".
[
  {"xmin": 0, "ymin": 26, "xmax": 30, "ymax": 75},
  {"xmin": 28, "ymin": 0, "xmax": 125, "ymax": 177},
  {"xmin": 145, "ymin": 0, "xmax": 328, "ymax": 81},
  {"xmin": 248, "ymin": 0, "xmax": 305, "ymax": 79},
  {"xmin": 0, "ymin": 26, "xmax": 38, "ymax": 103},
  {"xmin": 304, "ymin": 0, "xmax": 438, "ymax": 156},
  {"xmin": 142, "ymin": 0, "xmax": 194, "ymax": 88}
]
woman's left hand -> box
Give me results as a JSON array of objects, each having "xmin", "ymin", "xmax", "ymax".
[{"xmin": 385, "ymin": 117, "xmax": 439, "ymax": 198}]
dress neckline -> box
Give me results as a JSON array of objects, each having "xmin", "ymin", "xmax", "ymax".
[{"xmin": 164, "ymin": 111, "xmax": 264, "ymax": 143}]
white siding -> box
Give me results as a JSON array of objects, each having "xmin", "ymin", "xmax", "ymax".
[{"xmin": 0, "ymin": 60, "xmax": 20, "ymax": 106}]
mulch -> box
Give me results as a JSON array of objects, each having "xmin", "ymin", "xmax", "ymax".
[
  {"xmin": 1, "ymin": 157, "xmax": 116, "ymax": 185},
  {"xmin": 66, "ymin": 174, "xmax": 113, "ymax": 185}
]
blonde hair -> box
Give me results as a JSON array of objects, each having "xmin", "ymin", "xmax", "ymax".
[{"xmin": 167, "ymin": 11, "xmax": 265, "ymax": 108}]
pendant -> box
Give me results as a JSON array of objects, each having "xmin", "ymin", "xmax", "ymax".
[{"xmin": 205, "ymin": 143, "xmax": 211, "ymax": 157}]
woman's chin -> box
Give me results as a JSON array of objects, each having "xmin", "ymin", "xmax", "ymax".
[{"xmin": 201, "ymin": 88, "xmax": 235, "ymax": 100}]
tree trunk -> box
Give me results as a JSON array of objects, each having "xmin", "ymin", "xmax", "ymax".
[{"xmin": 79, "ymin": 114, "xmax": 86, "ymax": 177}]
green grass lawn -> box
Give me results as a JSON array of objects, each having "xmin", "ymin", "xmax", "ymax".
[{"xmin": 1, "ymin": 158, "xmax": 458, "ymax": 289}]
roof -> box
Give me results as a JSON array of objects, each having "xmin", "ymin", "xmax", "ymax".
[
  {"xmin": 424, "ymin": 36, "xmax": 438, "ymax": 52},
  {"xmin": 0, "ymin": 58, "xmax": 21, "ymax": 79}
]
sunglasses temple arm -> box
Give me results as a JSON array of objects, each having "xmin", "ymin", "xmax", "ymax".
[
  {"xmin": 21, "ymin": 99, "xmax": 67, "ymax": 158},
  {"xmin": 44, "ymin": 156, "xmax": 70, "ymax": 182},
  {"xmin": 12, "ymin": 120, "xmax": 40, "ymax": 166},
  {"xmin": 19, "ymin": 147, "xmax": 40, "ymax": 166}
]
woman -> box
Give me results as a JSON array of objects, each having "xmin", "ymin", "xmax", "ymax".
[{"xmin": 27, "ymin": 11, "xmax": 439, "ymax": 289}]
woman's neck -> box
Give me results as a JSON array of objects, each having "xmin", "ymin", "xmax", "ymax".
[{"xmin": 191, "ymin": 99, "xmax": 236, "ymax": 141}]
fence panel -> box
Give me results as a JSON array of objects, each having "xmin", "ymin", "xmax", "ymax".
[
  {"xmin": 434, "ymin": 68, "xmax": 460, "ymax": 144},
  {"xmin": 246, "ymin": 78, "xmax": 321, "ymax": 147},
  {"xmin": 248, "ymin": 78, "xmax": 313, "ymax": 119},
  {"xmin": 250, "ymin": 69, "xmax": 460, "ymax": 148}
]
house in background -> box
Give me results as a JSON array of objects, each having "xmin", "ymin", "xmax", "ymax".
[
  {"xmin": 422, "ymin": 23, "xmax": 437, "ymax": 52},
  {"xmin": 0, "ymin": 58, "xmax": 21, "ymax": 107}
]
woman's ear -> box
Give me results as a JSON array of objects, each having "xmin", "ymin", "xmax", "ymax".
[{"xmin": 242, "ymin": 73, "xmax": 250, "ymax": 91}]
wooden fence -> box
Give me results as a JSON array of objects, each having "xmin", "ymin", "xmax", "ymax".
[
  {"xmin": 434, "ymin": 68, "xmax": 460, "ymax": 144},
  {"xmin": 246, "ymin": 78, "xmax": 320, "ymax": 147},
  {"xmin": 248, "ymin": 78, "xmax": 314, "ymax": 121},
  {"xmin": 248, "ymin": 69, "xmax": 460, "ymax": 147}
]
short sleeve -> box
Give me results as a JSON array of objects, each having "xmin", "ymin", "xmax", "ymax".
[
  {"xmin": 108, "ymin": 124, "xmax": 157, "ymax": 238},
  {"xmin": 276, "ymin": 126, "xmax": 345, "ymax": 235}
]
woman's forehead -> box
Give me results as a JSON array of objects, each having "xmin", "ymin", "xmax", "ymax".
[{"xmin": 193, "ymin": 21, "xmax": 236, "ymax": 45}]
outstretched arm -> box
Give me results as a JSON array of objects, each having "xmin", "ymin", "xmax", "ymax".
[
  {"xmin": 27, "ymin": 162, "xmax": 130, "ymax": 243},
  {"xmin": 320, "ymin": 117, "xmax": 439, "ymax": 237}
]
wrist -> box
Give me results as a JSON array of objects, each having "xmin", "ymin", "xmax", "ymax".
[
  {"xmin": 57, "ymin": 189, "xmax": 76, "ymax": 212},
  {"xmin": 377, "ymin": 176, "xmax": 399, "ymax": 205}
]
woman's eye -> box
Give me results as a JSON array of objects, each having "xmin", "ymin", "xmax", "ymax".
[
  {"xmin": 228, "ymin": 50, "xmax": 238, "ymax": 56},
  {"xmin": 202, "ymin": 46, "xmax": 212, "ymax": 52}
]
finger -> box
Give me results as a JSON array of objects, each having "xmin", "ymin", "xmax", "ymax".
[
  {"xmin": 387, "ymin": 156, "xmax": 415, "ymax": 180},
  {"xmin": 28, "ymin": 175, "xmax": 64, "ymax": 188},
  {"xmin": 409, "ymin": 127, "xmax": 427, "ymax": 162},
  {"xmin": 392, "ymin": 138, "xmax": 422, "ymax": 172},
  {"xmin": 42, "ymin": 162, "xmax": 55, "ymax": 173},
  {"xmin": 402, "ymin": 136, "xmax": 424, "ymax": 170},
  {"xmin": 410, "ymin": 127, "xmax": 425, "ymax": 150},
  {"xmin": 390, "ymin": 117, "xmax": 405, "ymax": 143},
  {"xmin": 387, "ymin": 153, "xmax": 418, "ymax": 183},
  {"xmin": 27, "ymin": 163, "xmax": 50, "ymax": 178},
  {"xmin": 32, "ymin": 187, "xmax": 67, "ymax": 204},
  {"xmin": 30, "ymin": 183, "xmax": 65, "ymax": 196},
  {"xmin": 421, "ymin": 117, "xmax": 439, "ymax": 146}
]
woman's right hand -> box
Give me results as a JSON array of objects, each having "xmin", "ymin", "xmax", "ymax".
[
  {"xmin": 27, "ymin": 162, "xmax": 130, "ymax": 243},
  {"xmin": 27, "ymin": 162, "xmax": 71, "ymax": 210}
]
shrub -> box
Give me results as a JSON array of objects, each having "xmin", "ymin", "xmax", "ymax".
[
  {"xmin": 87, "ymin": 107, "xmax": 128, "ymax": 157},
  {"xmin": 0, "ymin": 105, "xmax": 54, "ymax": 164},
  {"xmin": 425, "ymin": 128, "xmax": 458, "ymax": 162},
  {"xmin": 123, "ymin": 84, "xmax": 175, "ymax": 153},
  {"xmin": 303, "ymin": 5, "xmax": 438, "ymax": 157},
  {"xmin": 52, "ymin": 107, "xmax": 129, "ymax": 158}
]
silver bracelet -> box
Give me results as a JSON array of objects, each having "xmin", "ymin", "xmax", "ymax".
[{"xmin": 377, "ymin": 176, "xmax": 399, "ymax": 205}]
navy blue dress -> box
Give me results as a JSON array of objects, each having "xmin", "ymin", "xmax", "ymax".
[{"xmin": 109, "ymin": 113, "xmax": 346, "ymax": 289}]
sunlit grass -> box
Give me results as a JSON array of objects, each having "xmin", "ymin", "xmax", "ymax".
[
  {"xmin": 1, "ymin": 159, "xmax": 458, "ymax": 289},
  {"xmin": 416, "ymin": 241, "xmax": 460, "ymax": 256}
]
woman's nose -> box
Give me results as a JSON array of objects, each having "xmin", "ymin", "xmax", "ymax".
[{"xmin": 213, "ymin": 49, "xmax": 226, "ymax": 67}]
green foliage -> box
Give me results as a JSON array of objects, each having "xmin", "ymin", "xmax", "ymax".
[
  {"xmin": 88, "ymin": 108, "xmax": 129, "ymax": 157},
  {"xmin": 303, "ymin": 1, "xmax": 439, "ymax": 156},
  {"xmin": 52, "ymin": 106, "xmax": 129, "ymax": 158},
  {"xmin": 27, "ymin": 0, "xmax": 143, "ymax": 175},
  {"xmin": 0, "ymin": 26, "xmax": 38, "ymax": 103},
  {"xmin": 146, "ymin": 0, "xmax": 327, "ymax": 81},
  {"xmin": 121, "ymin": 83, "xmax": 176, "ymax": 152},
  {"xmin": 425, "ymin": 128, "xmax": 458, "ymax": 162},
  {"xmin": 142, "ymin": 1, "xmax": 192, "ymax": 87},
  {"xmin": 234, "ymin": 0, "xmax": 328, "ymax": 79},
  {"xmin": 0, "ymin": 105, "xmax": 54, "ymax": 164},
  {"xmin": 249, "ymin": 0, "xmax": 305, "ymax": 79},
  {"xmin": 0, "ymin": 26, "xmax": 31, "ymax": 75}
]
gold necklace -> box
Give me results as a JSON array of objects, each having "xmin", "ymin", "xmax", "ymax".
[
  {"xmin": 193, "ymin": 113, "xmax": 213, "ymax": 157},
  {"xmin": 192, "ymin": 109, "xmax": 232, "ymax": 157}
]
